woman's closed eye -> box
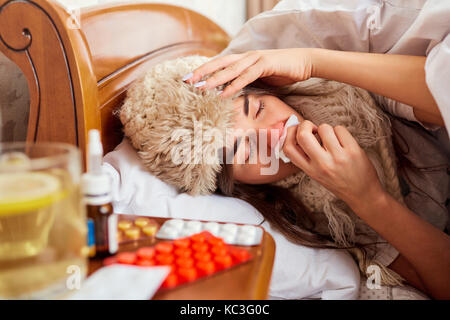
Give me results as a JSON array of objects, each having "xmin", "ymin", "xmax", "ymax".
[{"xmin": 255, "ymin": 100, "xmax": 265, "ymax": 119}]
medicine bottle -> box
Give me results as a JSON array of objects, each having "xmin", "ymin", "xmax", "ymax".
[
  {"xmin": 82, "ymin": 173, "xmax": 118, "ymax": 257},
  {"xmin": 81, "ymin": 130, "xmax": 118, "ymax": 258}
]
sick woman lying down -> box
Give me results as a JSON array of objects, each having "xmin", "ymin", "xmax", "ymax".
[{"xmin": 119, "ymin": 52, "xmax": 449, "ymax": 299}]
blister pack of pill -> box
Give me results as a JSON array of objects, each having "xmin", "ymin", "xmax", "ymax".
[
  {"xmin": 117, "ymin": 216, "xmax": 159, "ymax": 244},
  {"xmin": 103, "ymin": 231, "xmax": 253, "ymax": 290},
  {"xmin": 156, "ymin": 219, "xmax": 263, "ymax": 246}
]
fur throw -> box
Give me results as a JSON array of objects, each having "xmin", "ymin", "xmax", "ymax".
[{"xmin": 120, "ymin": 56, "xmax": 235, "ymax": 195}]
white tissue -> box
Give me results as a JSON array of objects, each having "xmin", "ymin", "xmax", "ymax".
[
  {"xmin": 274, "ymin": 114, "xmax": 300, "ymax": 163},
  {"xmin": 67, "ymin": 265, "xmax": 170, "ymax": 300}
]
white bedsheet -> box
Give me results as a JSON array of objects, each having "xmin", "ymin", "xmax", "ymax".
[{"xmin": 102, "ymin": 138, "xmax": 360, "ymax": 299}]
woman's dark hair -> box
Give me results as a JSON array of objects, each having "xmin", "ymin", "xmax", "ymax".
[{"xmin": 215, "ymin": 161, "xmax": 340, "ymax": 249}]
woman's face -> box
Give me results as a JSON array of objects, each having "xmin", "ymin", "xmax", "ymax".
[{"xmin": 230, "ymin": 94, "xmax": 303, "ymax": 184}]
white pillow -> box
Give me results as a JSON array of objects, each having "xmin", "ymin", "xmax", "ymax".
[{"xmin": 102, "ymin": 138, "xmax": 361, "ymax": 299}]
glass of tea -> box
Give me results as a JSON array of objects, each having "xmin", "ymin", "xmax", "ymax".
[{"xmin": 0, "ymin": 142, "xmax": 87, "ymax": 299}]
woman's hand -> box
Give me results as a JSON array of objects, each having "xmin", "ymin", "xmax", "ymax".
[
  {"xmin": 184, "ymin": 49, "xmax": 313, "ymax": 98},
  {"xmin": 283, "ymin": 120, "xmax": 386, "ymax": 210}
]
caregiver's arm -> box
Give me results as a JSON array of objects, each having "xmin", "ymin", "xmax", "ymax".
[
  {"xmin": 310, "ymin": 48, "xmax": 444, "ymax": 126},
  {"xmin": 283, "ymin": 121, "xmax": 450, "ymax": 300},
  {"xmin": 351, "ymin": 185, "xmax": 450, "ymax": 300},
  {"xmin": 189, "ymin": 49, "xmax": 444, "ymax": 126}
]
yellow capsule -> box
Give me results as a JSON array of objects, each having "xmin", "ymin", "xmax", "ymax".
[
  {"xmin": 118, "ymin": 220, "xmax": 132, "ymax": 231},
  {"xmin": 125, "ymin": 227, "xmax": 140, "ymax": 239},
  {"xmin": 142, "ymin": 225, "xmax": 158, "ymax": 236},
  {"xmin": 134, "ymin": 217, "xmax": 150, "ymax": 228}
]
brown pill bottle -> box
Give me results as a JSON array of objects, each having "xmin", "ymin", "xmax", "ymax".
[{"xmin": 81, "ymin": 171, "xmax": 118, "ymax": 258}]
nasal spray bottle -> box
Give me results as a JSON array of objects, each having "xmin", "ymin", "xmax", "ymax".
[{"xmin": 81, "ymin": 130, "xmax": 118, "ymax": 258}]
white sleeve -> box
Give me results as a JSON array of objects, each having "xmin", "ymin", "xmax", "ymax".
[{"xmin": 221, "ymin": 0, "xmax": 417, "ymax": 55}]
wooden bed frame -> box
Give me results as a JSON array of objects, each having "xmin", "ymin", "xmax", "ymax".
[
  {"xmin": 0, "ymin": 0, "xmax": 276, "ymax": 300},
  {"xmin": 0, "ymin": 0, "xmax": 230, "ymax": 161}
]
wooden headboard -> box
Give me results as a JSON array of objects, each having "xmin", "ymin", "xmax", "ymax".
[{"xmin": 0, "ymin": 0, "xmax": 230, "ymax": 163}]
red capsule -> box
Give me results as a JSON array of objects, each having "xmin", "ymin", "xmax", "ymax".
[
  {"xmin": 103, "ymin": 256, "xmax": 118, "ymax": 266},
  {"xmin": 173, "ymin": 238, "xmax": 190, "ymax": 249},
  {"xmin": 177, "ymin": 267, "xmax": 197, "ymax": 282},
  {"xmin": 208, "ymin": 237, "xmax": 225, "ymax": 247},
  {"xmin": 194, "ymin": 252, "xmax": 212, "ymax": 262},
  {"xmin": 136, "ymin": 247, "xmax": 155, "ymax": 260},
  {"xmin": 230, "ymin": 248, "xmax": 251, "ymax": 262},
  {"xmin": 192, "ymin": 242, "xmax": 208, "ymax": 253},
  {"xmin": 156, "ymin": 253, "xmax": 174, "ymax": 265},
  {"xmin": 162, "ymin": 272, "xmax": 178, "ymax": 288},
  {"xmin": 211, "ymin": 245, "xmax": 228, "ymax": 257},
  {"xmin": 196, "ymin": 261, "xmax": 216, "ymax": 276},
  {"xmin": 155, "ymin": 242, "xmax": 174, "ymax": 254},
  {"xmin": 176, "ymin": 257, "xmax": 195, "ymax": 268},
  {"xmin": 116, "ymin": 252, "xmax": 137, "ymax": 265},
  {"xmin": 174, "ymin": 248, "xmax": 192, "ymax": 258},
  {"xmin": 136, "ymin": 259, "xmax": 155, "ymax": 267},
  {"xmin": 190, "ymin": 233, "xmax": 206, "ymax": 243},
  {"xmin": 214, "ymin": 255, "xmax": 233, "ymax": 269}
]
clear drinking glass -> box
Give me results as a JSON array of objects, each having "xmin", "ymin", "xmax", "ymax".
[{"xmin": 0, "ymin": 142, "xmax": 88, "ymax": 299}]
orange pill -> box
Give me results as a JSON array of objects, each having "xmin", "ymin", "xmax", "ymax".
[
  {"xmin": 155, "ymin": 242, "xmax": 174, "ymax": 254},
  {"xmin": 214, "ymin": 255, "xmax": 233, "ymax": 269},
  {"xmin": 116, "ymin": 252, "xmax": 137, "ymax": 265},
  {"xmin": 156, "ymin": 254, "xmax": 174, "ymax": 265},
  {"xmin": 231, "ymin": 248, "xmax": 251, "ymax": 262},
  {"xmin": 194, "ymin": 252, "xmax": 211, "ymax": 262},
  {"xmin": 177, "ymin": 267, "xmax": 197, "ymax": 282},
  {"xmin": 136, "ymin": 259, "xmax": 155, "ymax": 267},
  {"xmin": 174, "ymin": 248, "xmax": 192, "ymax": 258},
  {"xmin": 192, "ymin": 242, "xmax": 208, "ymax": 253},
  {"xmin": 196, "ymin": 261, "xmax": 216, "ymax": 276},
  {"xmin": 208, "ymin": 237, "xmax": 225, "ymax": 247},
  {"xmin": 211, "ymin": 245, "xmax": 228, "ymax": 257},
  {"xmin": 190, "ymin": 233, "xmax": 206, "ymax": 243},
  {"xmin": 162, "ymin": 272, "xmax": 178, "ymax": 289},
  {"xmin": 103, "ymin": 256, "xmax": 117, "ymax": 266},
  {"xmin": 176, "ymin": 257, "xmax": 194, "ymax": 268},
  {"xmin": 173, "ymin": 238, "xmax": 191, "ymax": 249},
  {"xmin": 136, "ymin": 247, "xmax": 155, "ymax": 260}
]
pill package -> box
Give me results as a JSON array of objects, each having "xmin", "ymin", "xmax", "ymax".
[
  {"xmin": 117, "ymin": 216, "xmax": 159, "ymax": 244},
  {"xmin": 103, "ymin": 231, "xmax": 253, "ymax": 290},
  {"xmin": 156, "ymin": 219, "xmax": 263, "ymax": 246}
]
